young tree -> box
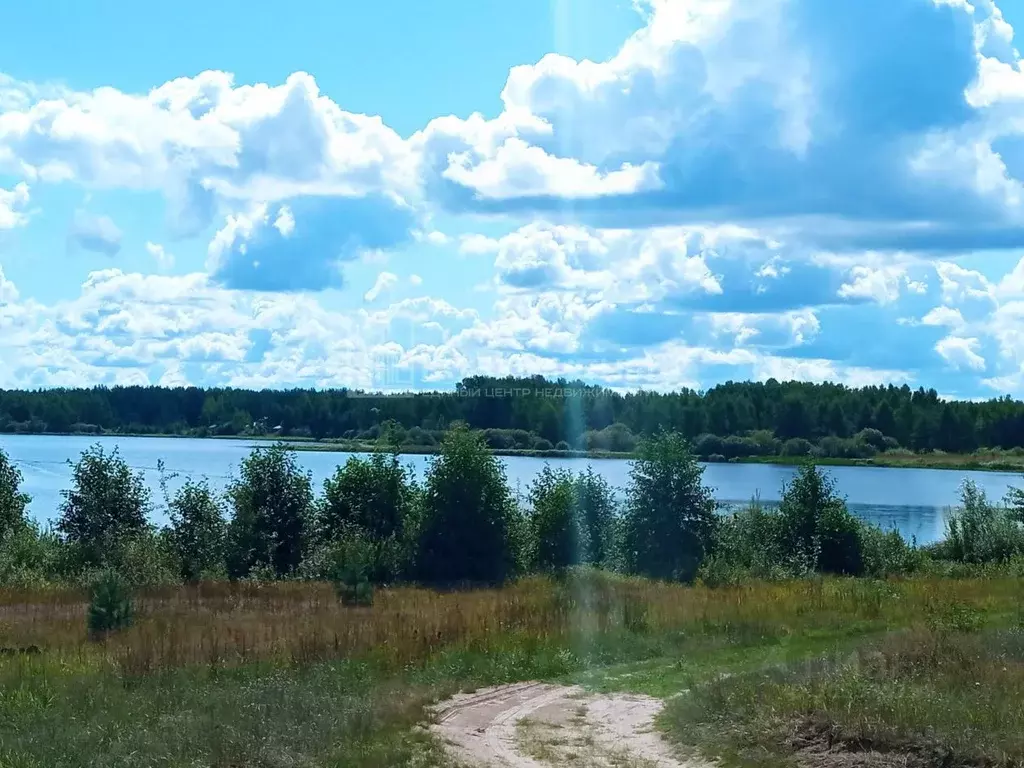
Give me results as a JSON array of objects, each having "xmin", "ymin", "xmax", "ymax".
[
  {"xmin": 416, "ymin": 423, "xmax": 519, "ymax": 586},
  {"xmin": 57, "ymin": 444, "xmax": 151, "ymax": 568},
  {"xmin": 319, "ymin": 452, "xmax": 413, "ymax": 543},
  {"xmin": 226, "ymin": 444, "xmax": 314, "ymax": 578},
  {"xmin": 622, "ymin": 431, "xmax": 717, "ymax": 582},
  {"xmin": 0, "ymin": 448, "xmax": 30, "ymax": 542},
  {"xmin": 777, "ymin": 462, "xmax": 864, "ymax": 575},
  {"xmin": 168, "ymin": 478, "xmax": 227, "ymax": 581},
  {"xmin": 528, "ymin": 467, "xmax": 582, "ymax": 572},
  {"xmin": 573, "ymin": 468, "xmax": 617, "ymax": 566}
]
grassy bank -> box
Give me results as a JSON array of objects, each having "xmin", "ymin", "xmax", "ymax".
[
  {"xmin": 1, "ymin": 572, "xmax": 1022, "ymax": 766},
  {"xmin": 663, "ymin": 622, "xmax": 1024, "ymax": 768}
]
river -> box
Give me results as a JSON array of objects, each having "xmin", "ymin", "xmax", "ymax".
[{"xmin": 1, "ymin": 434, "xmax": 1020, "ymax": 546}]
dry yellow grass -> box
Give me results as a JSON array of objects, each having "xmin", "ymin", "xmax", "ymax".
[{"xmin": 1, "ymin": 572, "xmax": 1019, "ymax": 676}]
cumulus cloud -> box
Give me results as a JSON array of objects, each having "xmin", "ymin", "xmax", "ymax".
[
  {"xmin": 365, "ymin": 271, "xmax": 398, "ymax": 302},
  {"xmin": 936, "ymin": 335, "xmax": 987, "ymax": 371},
  {"xmin": 206, "ymin": 195, "xmax": 415, "ymax": 291},
  {"xmin": 0, "ymin": 182, "xmax": 29, "ymax": 229},
  {"xmin": 0, "ymin": 71, "xmax": 418, "ymax": 236},
  {"xmin": 145, "ymin": 241, "xmax": 174, "ymax": 271},
  {"xmin": 406, "ymin": 0, "xmax": 1024, "ymax": 252},
  {"xmin": 0, "ymin": 265, "xmax": 18, "ymax": 303},
  {"xmin": 68, "ymin": 211, "xmax": 122, "ymax": 256}
]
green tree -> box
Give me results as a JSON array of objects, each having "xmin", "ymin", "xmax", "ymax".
[
  {"xmin": 320, "ymin": 452, "xmax": 413, "ymax": 543},
  {"xmin": 0, "ymin": 448, "xmax": 30, "ymax": 542},
  {"xmin": 622, "ymin": 431, "xmax": 717, "ymax": 582},
  {"xmin": 167, "ymin": 478, "xmax": 226, "ymax": 581},
  {"xmin": 528, "ymin": 467, "xmax": 582, "ymax": 572},
  {"xmin": 57, "ymin": 444, "xmax": 151, "ymax": 568},
  {"xmin": 226, "ymin": 444, "xmax": 313, "ymax": 578},
  {"xmin": 573, "ymin": 468, "xmax": 617, "ymax": 566},
  {"xmin": 872, "ymin": 400, "xmax": 896, "ymax": 438},
  {"xmin": 777, "ymin": 462, "xmax": 864, "ymax": 575},
  {"xmin": 416, "ymin": 423, "xmax": 519, "ymax": 586}
]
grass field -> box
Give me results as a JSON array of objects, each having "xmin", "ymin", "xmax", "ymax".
[{"xmin": 1, "ymin": 572, "xmax": 1022, "ymax": 767}]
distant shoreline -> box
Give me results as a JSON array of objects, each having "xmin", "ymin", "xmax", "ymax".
[{"xmin": 3, "ymin": 430, "xmax": 1024, "ymax": 474}]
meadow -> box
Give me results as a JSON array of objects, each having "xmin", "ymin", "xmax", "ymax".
[{"xmin": 2, "ymin": 572, "xmax": 1023, "ymax": 767}]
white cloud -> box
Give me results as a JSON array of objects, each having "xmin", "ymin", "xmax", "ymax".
[
  {"xmin": 0, "ymin": 182, "xmax": 29, "ymax": 229},
  {"xmin": 921, "ymin": 305, "xmax": 966, "ymax": 329},
  {"xmin": 0, "ymin": 265, "xmax": 18, "ymax": 303},
  {"xmin": 68, "ymin": 211, "xmax": 122, "ymax": 256},
  {"xmin": 145, "ymin": 241, "xmax": 174, "ymax": 271},
  {"xmin": 365, "ymin": 271, "xmax": 398, "ymax": 302},
  {"xmin": 936, "ymin": 335, "xmax": 986, "ymax": 371},
  {"xmin": 409, "ymin": 274, "xmax": 423, "ymax": 286},
  {"xmin": 0, "ymin": 71, "xmax": 417, "ymax": 235},
  {"xmin": 837, "ymin": 265, "xmax": 906, "ymax": 305}
]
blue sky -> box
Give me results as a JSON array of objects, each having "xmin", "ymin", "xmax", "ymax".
[{"xmin": 5, "ymin": 0, "xmax": 1024, "ymax": 398}]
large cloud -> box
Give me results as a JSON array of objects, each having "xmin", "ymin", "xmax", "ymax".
[
  {"xmin": 0, "ymin": 71, "xmax": 418, "ymax": 240},
  {"xmin": 413, "ymin": 0, "xmax": 1024, "ymax": 250},
  {"xmin": 206, "ymin": 195, "xmax": 415, "ymax": 291}
]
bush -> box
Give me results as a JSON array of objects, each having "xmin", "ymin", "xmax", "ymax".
[
  {"xmin": 167, "ymin": 478, "xmax": 226, "ymax": 582},
  {"xmin": 57, "ymin": 444, "xmax": 152, "ymax": 570},
  {"xmin": 87, "ymin": 570, "xmax": 134, "ymax": 639},
  {"xmin": 555, "ymin": 440, "xmax": 571, "ymax": 452},
  {"xmin": 622, "ymin": 431, "xmax": 717, "ymax": 583},
  {"xmin": 699, "ymin": 499, "xmax": 788, "ymax": 586},
  {"xmin": 324, "ymin": 533, "xmax": 376, "ymax": 606},
  {"xmin": 226, "ymin": 444, "xmax": 314, "ymax": 578},
  {"xmin": 781, "ymin": 438, "xmax": 813, "ymax": 457},
  {"xmin": 416, "ymin": 423, "xmax": 521, "ymax": 586},
  {"xmin": 693, "ymin": 433, "xmax": 724, "ymax": 458},
  {"xmin": 534, "ymin": 438, "xmax": 554, "ymax": 452},
  {"xmin": 943, "ymin": 480, "xmax": 1024, "ymax": 564}
]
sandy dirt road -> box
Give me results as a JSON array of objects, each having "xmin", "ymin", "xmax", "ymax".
[{"xmin": 430, "ymin": 681, "xmax": 704, "ymax": 767}]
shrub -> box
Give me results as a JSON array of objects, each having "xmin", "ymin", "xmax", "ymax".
[
  {"xmin": 622, "ymin": 431, "xmax": 717, "ymax": 583},
  {"xmin": 57, "ymin": 444, "xmax": 152, "ymax": 569},
  {"xmin": 699, "ymin": 499, "xmax": 788, "ymax": 585},
  {"xmin": 860, "ymin": 525, "xmax": 921, "ymax": 577},
  {"xmin": 106, "ymin": 531, "xmax": 179, "ymax": 586},
  {"xmin": 226, "ymin": 444, "xmax": 314, "ymax": 578},
  {"xmin": 943, "ymin": 480, "xmax": 1024, "ymax": 564},
  {"xmin": 87, "ymin": 570, "xmax": 134, "ymax": 639},
  {"xmin": 325, "ymin": 533, "xmax": 376, "ymax": 606},
  {"xmin": 167, "ymin": 478, "xmax": 226, "ymax": 582},
  {"xmin": 416, "ymin": 423, "xmax": 520, "ymax": 586},
  {"xmin": 693, "ymin": 433, "xmax": 724, "ymax": 458},
  {"xmin": 781, "ymin": 438, "xmax": 813, "ymax": 457},
  {"xmin": 534, "ymin": 438, "xmax": 554, "ymax": 452},
  {"xmin": 555, "ymin": 440, "xmax": 571, "ymax": 452}
]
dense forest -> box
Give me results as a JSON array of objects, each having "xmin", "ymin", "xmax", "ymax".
[{"xmin": 3, "ymin": 376, "xmax": 1024, "ymax": 457}]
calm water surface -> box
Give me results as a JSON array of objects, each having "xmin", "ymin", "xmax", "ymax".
[{"xmin": 3, "ymin": 434, "xmax": 1020, "ymax": 546}]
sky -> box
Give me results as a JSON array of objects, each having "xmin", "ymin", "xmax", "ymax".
[{"xmin": 6, "ymin": 0, "xmax": 1024, "ymax": 399}]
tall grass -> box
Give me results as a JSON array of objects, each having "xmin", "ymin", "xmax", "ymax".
[{"xmin": 1, "ymin": 571, "xmax": 1020, "ymax": 674}]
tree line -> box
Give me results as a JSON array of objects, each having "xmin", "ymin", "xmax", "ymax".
[
  {"xmin": 1, "ymin": 426, "xmax": 1021, "ymax": 593},
  {"xmin": 3, "ymin": 376, "xmax": 1024, "ymax": 456}
]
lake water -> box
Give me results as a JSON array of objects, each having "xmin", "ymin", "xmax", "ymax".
[{"xmin": 2, "ymin": 434, "xmax": 1021, "ymax": 546}]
